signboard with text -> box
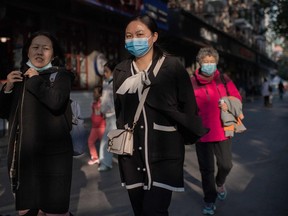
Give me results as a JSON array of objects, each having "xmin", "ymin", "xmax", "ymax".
[{"xmin": 141, "ymin": 0, "xmax": 169, "ymax": 30}]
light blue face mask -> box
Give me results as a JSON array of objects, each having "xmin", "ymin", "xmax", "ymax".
[
  {"xmin": 26, "ymin": 60, "xmax": 52, "ymax": 72},
  {"xmin": 125, "ymin": 36, "xmax": 152, "ymax": 57},
  {"xmin": 201, "ymin": 63, "xmax": 217, "ymax": 76}
]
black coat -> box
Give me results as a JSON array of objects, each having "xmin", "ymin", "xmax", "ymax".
[
  {"xmin": 113, "ymin": 55, "xmax": 208, "ymax": 191},
  {"xmin": 0, "ymin": 67, "xmax": 73, "ymax": 213}
]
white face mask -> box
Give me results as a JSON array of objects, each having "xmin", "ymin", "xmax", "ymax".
[{"xmin": 26, "ymin": 60, "xmax": 52, "ymax": 72}]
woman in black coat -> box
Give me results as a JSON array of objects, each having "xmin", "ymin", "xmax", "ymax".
[
  {"xmin": 0, "ymin": 31, "xmax": 74, "ymax": 216},
  {"xmin": 113, "ymin": 15, "xmax": 208, "ymax": 216}
]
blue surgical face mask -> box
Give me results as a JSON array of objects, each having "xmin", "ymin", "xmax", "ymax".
[
  {"xmin": 125, "ymin": 36, "xmax": 152, "ymax": 57},
  {"xmin": 26, "ymin": 60, "xmax": 52, "ymax": 72},
  {"xmin": 201, "ymin": 63, "xmax": 217, "ymax": 76}
]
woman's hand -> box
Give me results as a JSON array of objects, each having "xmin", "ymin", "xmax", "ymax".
[
  {"xmin": 5, "ymin": 71, "xmax": 23, "ymax": 91},
  {"xmin": 219, "ymin": 100, "xmax": 228, "ymax": 112},
  {"xmin": 24, "ymin": 68, "xmax": 39, "ymax": 78}
]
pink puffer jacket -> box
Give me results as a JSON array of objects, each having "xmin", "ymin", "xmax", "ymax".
[{"xmin": 191, "ymin": 69, "xmax": 242, "ymax": 142}]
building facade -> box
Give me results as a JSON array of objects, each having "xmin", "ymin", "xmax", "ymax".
[{"xmin": 0, "ymin": 0, "xmax": 277, "ymax": 124}]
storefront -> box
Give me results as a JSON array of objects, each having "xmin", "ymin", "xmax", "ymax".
[
  {"xmin": 0, "ymin": 1, "xmax": 277, "ymax": 93},
  {"xmin": 165, "ymin": 9, "xmax": 277, "ymax": 95},
  {"xmin": 0, "ymin": 0, "xmax": 170, "ymax": 118},
  {"xmin": 0, "ymin": 0, "xmax": 134, "ymax": 89}
]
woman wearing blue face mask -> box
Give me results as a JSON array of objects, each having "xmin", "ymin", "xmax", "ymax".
[
  {"xmin": 112, "ymin": 15, "xmax": 208, "ymax": 216},
  {"xmin": 191, "ymin": 47, "xmax": 242, "ymax": 215}
]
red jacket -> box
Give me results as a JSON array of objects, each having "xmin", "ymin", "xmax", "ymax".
[
  {"xmin": 91, "ymin": 100, "xmax": 106, "ymax": 128},
  {"xmin": 191, "ymin": 69, "xmax": 241, "ymax": 142}
]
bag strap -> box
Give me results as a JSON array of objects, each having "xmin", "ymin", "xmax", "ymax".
[
  {"xmin": 131, "ymin": 56, "xmax": 165, "ymax": 129},
  {"xmin": 220, "ymin": 73, "xmax": 230, "ymax": 96}
]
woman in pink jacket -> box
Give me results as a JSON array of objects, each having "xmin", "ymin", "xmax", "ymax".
[{"xmin": 191, "ymin": 47, "xmax": 241, "ymax": 215}]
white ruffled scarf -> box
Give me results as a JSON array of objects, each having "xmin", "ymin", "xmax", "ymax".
[{"xmin": 116, "ymin": 60, "xmax": 152, "ymax": 95}]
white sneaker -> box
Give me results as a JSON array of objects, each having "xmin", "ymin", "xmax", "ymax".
[{"xmin": 88, "ymin": 158, "xmax": 100, "ymax": 165}]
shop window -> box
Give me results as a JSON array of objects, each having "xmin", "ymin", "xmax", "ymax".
[
  {"xmin": 65, "ymin": 53, "xmax": 88, "ymax": 90},
  {"xmin": 57, "ymin": 19, "xmax": 88, "ymax": 89},
  {"xmin": 0, "ymin": 6, "xmax": 39, "ymax": 80}
]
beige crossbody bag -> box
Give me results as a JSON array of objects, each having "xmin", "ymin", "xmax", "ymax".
[{"xmin": 107, "ymin": 56, "xmax": 165, "ymax": 155}]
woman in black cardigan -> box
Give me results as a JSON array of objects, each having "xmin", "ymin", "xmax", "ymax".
[
  {"xmin": 0, "ymin": 31, "xmax": 74, "ymax": 216},
  {"xmin": 113, "ymin": 15, "xmax": 208, "ymax": 216}
]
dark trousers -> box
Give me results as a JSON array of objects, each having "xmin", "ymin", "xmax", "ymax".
[
  {"xmin": 127, "ymin": 186, "xmax": 172, "ymax": 216},
  {"xmin": 196, "ymin": 139, "xmax": 233, "ymax": 203},
  {"xmin": 264, "ymin": 96, "xmax": 270, "ymax": 106}
]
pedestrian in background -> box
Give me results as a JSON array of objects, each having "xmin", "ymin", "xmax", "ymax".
[
  {"xmin": 0, "ymin": 31, "xmax": 74, "ymax": 215},
  {"xmin": 87, "ymin": 86, "xmax": 106, "ymax": 165},
  {"xmin": 278, "ymin": 80, "xmax": 284, "ymax": 100},
  {"xmin": 70, "ymin": 99, "xmax": 86, "ymax": 156},
  {"xmin": 190, "ymin": 47, "xmax": 242, "ymax": 215},
  {"xmin": 113, "ymin": 15, "xmax": 207, "ymax": 216},
  {"xmin": 261, "ymin": 77, "xmax": 272, "ymax": 107},
  {"xmin": 98, "ymin": 60, "xmax": 117, "ymax": 172}
]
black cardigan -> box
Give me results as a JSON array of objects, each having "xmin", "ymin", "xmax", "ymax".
[
  {"xmin": 113, "ymin": 55, "xmax": 208, "ymax": 191},
  {"xmin": 0, "ymin": 67, "xmax": 74, "ymax": 212}
]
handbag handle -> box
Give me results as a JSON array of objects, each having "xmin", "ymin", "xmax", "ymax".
[{"xmin": 131, "ymin": 56, "xmax": 166, "ymax": 129}]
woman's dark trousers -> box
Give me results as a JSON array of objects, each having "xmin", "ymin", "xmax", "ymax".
[
  {"xmin": 127, "ymin": 186, "xmax": 172, "ymax": 216},
  {"xmin": 196, "ymin": 139, "xmax": 233, "ymax": 203}
]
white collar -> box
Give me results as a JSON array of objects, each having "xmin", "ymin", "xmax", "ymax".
[{"xmin": 132, "ymin": 60, "xmax": 152, "ymax": 74}]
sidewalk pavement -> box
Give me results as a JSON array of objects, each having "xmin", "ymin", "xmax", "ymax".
[{"xmin": 1, "ymin": 94, "xmax": 288, "ymax": 216}]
